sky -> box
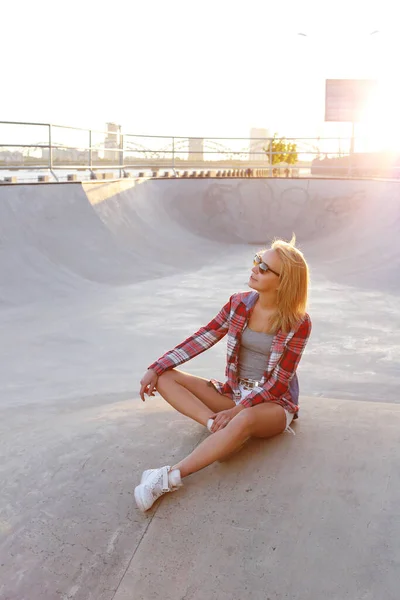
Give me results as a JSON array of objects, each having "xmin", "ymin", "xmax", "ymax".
[{"xmin": 2, "ymin": 0, "xmax": 400, "ymax": 144}]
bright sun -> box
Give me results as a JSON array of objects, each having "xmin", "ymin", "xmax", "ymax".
[{"xmin": 359, "ymin": 82, "xmax": 400, "ymax": 152}]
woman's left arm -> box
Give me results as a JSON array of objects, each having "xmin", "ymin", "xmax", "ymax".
[{"xmin": 239, "ymin": 315, "xmax": 312, "ymax": 408}]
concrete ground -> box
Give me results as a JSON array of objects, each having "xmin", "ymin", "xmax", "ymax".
[
  {"xmin": 0, "ymin": 178, "xmax": 399, "ymax": 600},
  {"xmin": 114, "ymin": 397, "xmax": 400, "ymax": 600}
]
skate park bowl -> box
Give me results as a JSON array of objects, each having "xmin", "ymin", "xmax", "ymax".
[{"xmin": 0, "ymin": 177, "xmax": 399, "ymax": 600}]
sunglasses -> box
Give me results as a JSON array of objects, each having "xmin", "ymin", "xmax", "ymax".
[{"xmin": 253, "ymin": 254, "xmax": 281, "ymax": 277}]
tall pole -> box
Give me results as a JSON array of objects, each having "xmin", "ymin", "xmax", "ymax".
[
  {"xmin": 119, "ymin": 127, "xmax": 123, "ymax": 179},
  {"xmin": 48, "ymin": 124, "xmax": 53, "ymax": 171},
  {"xmin": 89, "ymin": 129, "xmax": 92, "ymax": 170},
  {"xmin": 269, "ymin": 137, "xmax": 273, "ymax": 176},
  {"xmin": 350, "ymin": 121, "xmax": 355, "ymax": 154},
  {"xmin": 349, "ymin": 121, "xmax": 355, "ymax": 177}
]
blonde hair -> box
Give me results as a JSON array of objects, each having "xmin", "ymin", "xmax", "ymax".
[{"xmin": 266, "ymin": 235, "xmax": 309, "ymax": 333}]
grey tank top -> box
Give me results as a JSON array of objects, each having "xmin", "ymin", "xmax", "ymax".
[{"xmin": 238, "ymin": 326, "xmax": 274, "ymax": 381}]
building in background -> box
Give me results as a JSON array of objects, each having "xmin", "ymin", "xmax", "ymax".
[
  {"xmin": 104, "ymin": 122, "xmax": 121, "ymax": 163},
  {"xmin": 249, "ymin": 127, "xmax": 270, "ymax": 162},
  {"xmin": 188, "ymin": 138, "xmax": 204, "ymax": 163}
]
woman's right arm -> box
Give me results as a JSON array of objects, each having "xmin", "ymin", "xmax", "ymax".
[{"xmin": 147, "ymin": 296, "xmax": 233, "ymax": 376}]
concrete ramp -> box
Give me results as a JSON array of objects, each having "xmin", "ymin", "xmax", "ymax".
[
  {"xmin": 136, "ymin": 177, "xmax": 400, "ymax": 290},
  {"xmin": 0, "ymin": 180, "xmax": 225, "ymax": 305},
  {"xmin": 1, "ymin": 177, "xmax": 399, "ymax": 306},
  {"xmin": 0, "ymin": 177, "xmax": 399, "ymax": 600}
]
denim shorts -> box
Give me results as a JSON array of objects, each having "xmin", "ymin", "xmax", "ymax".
[{"xmin": 236, "ymin": 383, "xmax": 295, "ymax": 434}]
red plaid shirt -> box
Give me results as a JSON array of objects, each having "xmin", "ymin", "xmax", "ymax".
[{"xmin": 148, "ymin": 291, "xmax": 311, "ymax": 414}]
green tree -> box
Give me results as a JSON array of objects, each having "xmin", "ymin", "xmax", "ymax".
[{"xmin": 264, "ymin": 134, "xmax": 298, "ymax": 165}]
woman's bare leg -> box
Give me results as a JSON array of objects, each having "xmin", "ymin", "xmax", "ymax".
[
  {"xmin": 156, "ymin": 369, "xmax": 235, "ymax": 427},
  {"xmin": 172, "ymin": 403, "xmax": 286, "ymax": 477}
]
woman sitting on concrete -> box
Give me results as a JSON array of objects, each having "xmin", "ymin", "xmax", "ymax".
[{"xmin": 135, "ymin": 237, "xmax": 311, "ymax": 512}]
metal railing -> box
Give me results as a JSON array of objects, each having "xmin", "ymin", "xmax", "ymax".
[{"xmin": 1, "ymin": 120, "xmax": 400, "ymax": 182}]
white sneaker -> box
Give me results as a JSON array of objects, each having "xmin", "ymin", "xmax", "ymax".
[{"xmin": 134, "ymin": 466, "xmax": 182, "ymax": 512}]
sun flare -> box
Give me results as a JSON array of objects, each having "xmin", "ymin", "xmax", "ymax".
[{"xmin": 359, "ymin": 82, "xmax": 400, "ymax": 152}]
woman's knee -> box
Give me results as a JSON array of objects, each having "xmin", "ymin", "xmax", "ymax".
[
  {"xmin": 156, "ymin": 369, "xmax": 176, "ymax": 391},
  {"xmin": 230, "ymin": 408, "xmax": 255, "ymax": 437}
]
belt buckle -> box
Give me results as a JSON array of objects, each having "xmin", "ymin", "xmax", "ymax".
[{"xmin": 240, "ymin": 378, "xmax": 258, "ymax": 390}]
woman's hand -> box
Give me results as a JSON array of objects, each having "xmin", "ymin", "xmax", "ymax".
[
  {"xmin": 210, "ymin": 405, "xmax": 244, "ymax": 432},
  {"xmin": 140, "ymin": 369, "xmax": 158, "ymax": 401}
]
